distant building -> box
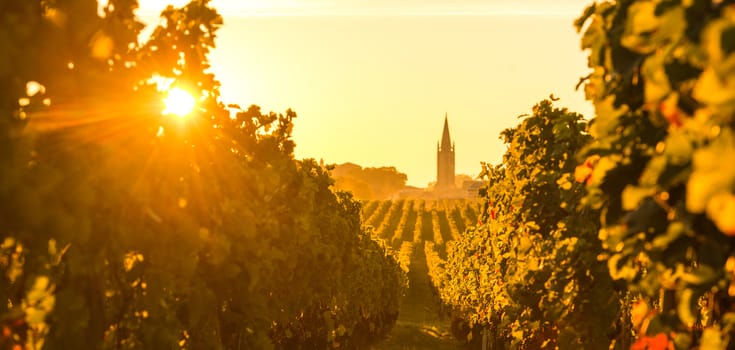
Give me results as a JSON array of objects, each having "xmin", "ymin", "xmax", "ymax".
[
  {"xmin": 461, "ymin": 179, "xmax": 484, "ymax": 198},
  {"xmin": 436, "ymin": 114, "xmax": 455, "ymax": 191}
]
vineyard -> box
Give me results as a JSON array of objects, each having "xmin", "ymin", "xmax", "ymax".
[
  {"xmin": 361, "ymin": 199, "xmax": 478, "ymax": 250},
  {"xmin": 4, "ymin": 0, "xmax": 735, "ymax": 349},
  {"xmin": 359, "ymin": 199, "xmax": 480, "ymax": 349}
]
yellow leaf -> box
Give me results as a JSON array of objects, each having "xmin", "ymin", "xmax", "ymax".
[
  {"xmin": 686, "ymin": 130, "xmax": 735, "ymax": 213},
  {"xmin": 621, "ymin": 186, "xmax": 656, "ymax": 210},
  {"xmin": 642, "ymin": 55, "xmax": 671, "ymax": 104},
  {"xmin": 693, "ymin": 68, "xmax": 735, "ymax": 109},
  {"xmin": 706, "ymin": 192, "xmax": 735, "ymax": 235},
  {"xmin": 621, "ymin": 2, "xmax": 658, "ymax": 53},
  {"xmin": 631, "ymin": 299, "xmax": 650, "ymax": 329}
]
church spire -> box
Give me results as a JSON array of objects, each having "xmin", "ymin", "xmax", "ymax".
[
  {"xmin": 440, "ymin": 113, "xmax": 452, "ymax": 151},
  {"xmin": 437, "ymin": 113, "xmax": 455, "ymax": 191}
]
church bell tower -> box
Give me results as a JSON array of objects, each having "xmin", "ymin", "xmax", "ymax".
[{"xmin": 436, "ymin": 114, "xmax": 455, "ymax": 190}]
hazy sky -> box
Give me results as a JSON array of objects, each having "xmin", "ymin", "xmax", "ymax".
[
  {"xmin": 140, "ymin": 1, "xmax": 590, "ymax": 16},
  {"xmin": 140, "ymin": 1, "xmax": 594, "ymax": 187}
]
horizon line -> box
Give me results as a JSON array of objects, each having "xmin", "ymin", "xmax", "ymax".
[{"xmin": 137, "ymin": 9, "xmax": 581, "ymax": 18}]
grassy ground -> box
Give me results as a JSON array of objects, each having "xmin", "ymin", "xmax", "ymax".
[{"xmin": 373, "ymin": 241, "xmax": 460, "ymax": 350}]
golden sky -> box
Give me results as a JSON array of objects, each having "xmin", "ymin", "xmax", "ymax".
[
  {"xmin": 140, "ymin": 1, "xmax": 590, "ymax": 16},
  {"xmin": 140, "ymin": 0, "xmax": 594, "ymax": 187}
]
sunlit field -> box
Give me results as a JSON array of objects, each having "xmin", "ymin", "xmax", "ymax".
[{"xmin": 2, "ymin": 1, "xmax": 735, "ymax": 349}]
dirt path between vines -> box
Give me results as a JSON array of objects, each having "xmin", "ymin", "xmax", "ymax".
[{"xmin": 373, "ymin": 241, "xmax": 460, "ymax": 350}]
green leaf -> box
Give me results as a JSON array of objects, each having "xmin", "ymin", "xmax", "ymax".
[
  {"xmin": 677, "ymin": 288, "xmax": 696, "ymax": 327},
  {"xmin": 681, "ymin": 265, "xmax": 718, "ymax": 286},
  {"xmin": 621, "ymin": 186, "xmax": 656, "ymax": 211},
  {"xmin": 608, "ymin": 254, "xmax": 637, "ymax": 281},
  {"xmin": 590, "ymin": 96, "xmax": 628, "ymax": 138},
  {"xmin": 651, "ymin": 222, "xmax": 686, "ymax": 249}
]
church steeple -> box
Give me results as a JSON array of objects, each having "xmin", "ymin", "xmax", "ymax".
[
  {"xmin": 436, "ymin": 114, "xmax": 455, "ymax": 191},
  {"xmin": 440, "ymin": 113, "xmax": 452, "ymax": 152}
]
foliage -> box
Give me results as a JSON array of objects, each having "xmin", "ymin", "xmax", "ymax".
[
  {"xmin": 576, "ymin": 0, "xmax": 735, "ymax": 346},
  {"xmin": 374, "ymin": 200, "xmax": 405, "ymax": 241},
  {"xmin": 330, "ymin": 163, "xmax": 408, "ymax": 200},
  {"xmin": 391, "ymin": 200, "xmax": 414, "ymax": 248},
  {"xmin": 0, "ymin": 0, "xmax": 404, "ymax": 349},
  {"xmin": 441, "ymin": 99, "xmax": 620, "ymax": 349}
]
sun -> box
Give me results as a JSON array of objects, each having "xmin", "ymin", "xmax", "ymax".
[{"xmin": 163, "ymin": 87, "xmax": 196, "ymax": 117}]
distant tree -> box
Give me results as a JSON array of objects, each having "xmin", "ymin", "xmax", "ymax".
[
  {"xmin": 454, "ymin": 174, "xmax": 476, "ymax": 188},
  {"xmin": 331, "ymin": 163, "xmax": 408, "ymax": 199}
]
